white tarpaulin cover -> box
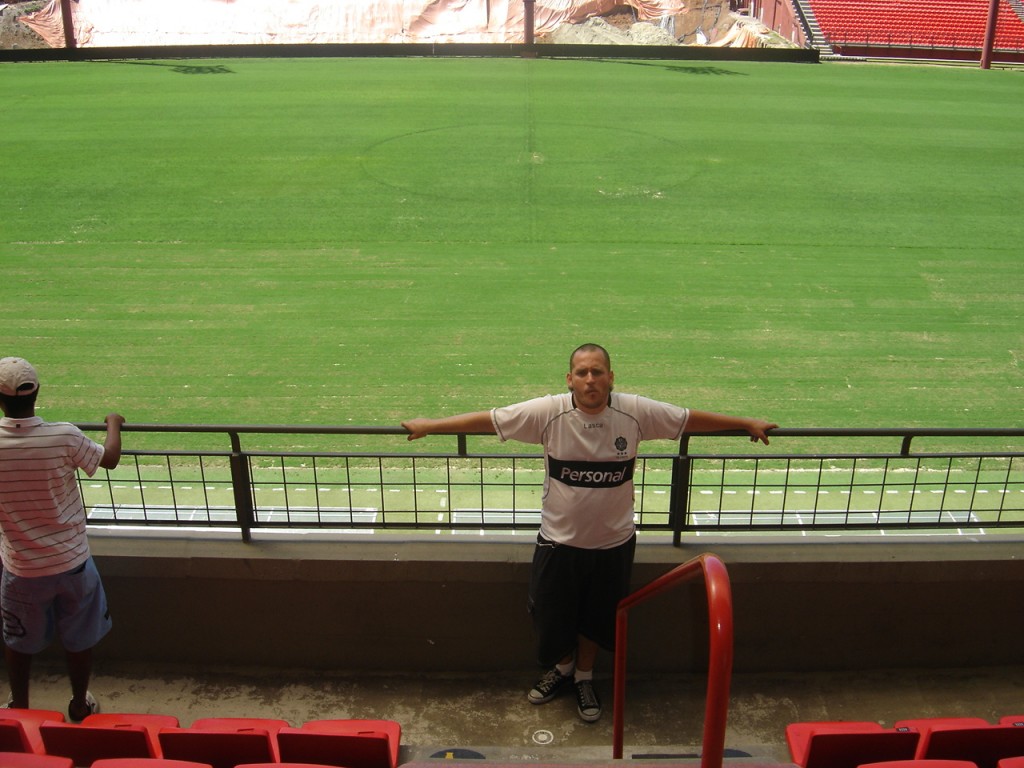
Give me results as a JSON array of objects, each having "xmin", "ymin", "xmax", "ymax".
[{"xmin": 21, "ymin": 0, "xmax": 688, "ymax": 47}]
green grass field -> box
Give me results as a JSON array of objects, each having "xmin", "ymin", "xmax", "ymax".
[{"xmin": 2, "ymin": 57, "xmax": 1021, "ymax": 451}]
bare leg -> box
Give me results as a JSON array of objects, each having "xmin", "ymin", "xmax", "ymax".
[
  {"xmin": 66, "ymin": 647, "xmax": 93, "ymax": 720},
  {"xmin": 4, "ymin": 647, "xmax": 32, "ymax": 708},
  {"xmin": 575, "ymin": 635, "xmax": 599, "ymax": 674}
]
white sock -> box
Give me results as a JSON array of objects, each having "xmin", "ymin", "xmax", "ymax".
[
  {"xmin": 575, "ymin": 669, "xmax": 593, "ymax": 683},
  {"xmin": 556, "ymin": 660, "xmax": 575, "ymax": 677}
]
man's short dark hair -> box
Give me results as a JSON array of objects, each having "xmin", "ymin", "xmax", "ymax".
[{"xmin": 569, "ymin": 343, "xmax": 611, "ymax": 371}]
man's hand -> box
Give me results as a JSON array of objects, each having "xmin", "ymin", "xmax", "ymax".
[
  {"xmin": 401, "ymin": 418, "xmax": 433, "ymax": 441},
  {"xmin": 745, "ymin": 419, "xmax": 778, "ymax": 445}
]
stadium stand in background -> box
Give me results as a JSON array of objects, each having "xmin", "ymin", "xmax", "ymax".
[{"xmin": 6, "ymin": 0, "xmax": 1024, "ymax": 64}]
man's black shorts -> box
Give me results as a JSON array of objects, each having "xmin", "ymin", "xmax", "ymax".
[{"xmin": 527, "ymin": 532, "xmax": 637, "ymax": 667}]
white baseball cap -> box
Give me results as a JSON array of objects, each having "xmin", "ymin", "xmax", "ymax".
[{"xmin": 0, "ymin": 357, "xmax": 40, "ymax": 397}]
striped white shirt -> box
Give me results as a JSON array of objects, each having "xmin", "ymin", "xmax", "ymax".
[
  {"xmin": 0, "ymin": 416, "xmax": 104, "ymax": 577},
  {"xmin": 491, "ymin": 392, "xmax": 689, "ymax": 549}
]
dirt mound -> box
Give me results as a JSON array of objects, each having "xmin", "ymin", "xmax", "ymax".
[
  {"xmin": 0, "ymin": 1, "xmax": 47, "ymax": 48},
  {"xmin": 543, "ymin": 2, "xmax": 795, "ymax": 47},
  {"xmin": 547, "ymin": 16, "xmax": 668, "ymax": 44}
]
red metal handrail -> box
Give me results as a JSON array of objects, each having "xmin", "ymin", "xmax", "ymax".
[{"xmin": 612, "ymin": 553, "xmax": 734, "ymax": 766}]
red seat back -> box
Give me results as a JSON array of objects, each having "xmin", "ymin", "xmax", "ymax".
[
  {"xmin": 786, "ymin": 721, "xmax": 886, "ymax": 766},
  {"xmin": 92, "ymin": 758, "xmax": 215, "ymax": 767},
  {"xmin": 803, "ymin": 729, "xmax": 920, "ymax": 768},
  {"xmin": 0, "ymin": 708, "xmax": 66, "ymax": 754},
  {"xmin": 39, "ymin": 721, "xmax": 155, "ymax": 765},
  {"xmin": 0, "ymin": 720, "xmax": 34, "ymax": 754},
  {"xmin": 157, "ymin": 727, "xmax": 275, "ymax": 768},
  {"xmin": 297, "ymin": 719, "xmax": 401, "ymax": 768},
  {"xmin": 81, "ymin": 713, "xmax": 181, "ymax": 757},
  {"xmin": 923, "ymin": 724, "xmax": 1024, "ymax": 768},
  {"xmin": 277, "ymin": 728, "xmax": 393, "ymax": 768},
  {"xmin": 189, "ymin": 718, "xmax": 288, "ymax": 734}
]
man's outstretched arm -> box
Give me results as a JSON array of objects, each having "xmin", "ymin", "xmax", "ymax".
[
  {"xmin": 685, "ymin": 410, "xmax": 778, "ymax": 445},
  {"xmin": 402, "ymin": 411, "xmax": 496, "ymax": 441}
]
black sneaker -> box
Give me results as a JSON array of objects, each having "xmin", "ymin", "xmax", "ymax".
[
  {"xmin": 528, "ymin": 668, "xmax": 573, "ymax": 704},
  {"xmin": 575, "ymin": 679, "xmax": 601, "ymax": 722},
  {"xmin": 68, "ymin": 691, "xmax": 99, "ymax": 723}
]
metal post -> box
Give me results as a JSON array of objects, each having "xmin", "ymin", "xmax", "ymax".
[
  {"xmin": 670, "ymin": 436, "xmax": 692, "ymax": 546},
  {"xmin": 980, "ymin": 0, "xmax": 1000, "ymax": 69},
  {"xmin": 522, "ymin": 0, "xmax": 537, "ymax": 56},
  {"xmin": 228, "ymin": 432, "xmax": 255, "ymax": 543},
  {"xmin": 59, "ymin": 0, "xmax": 76, "ymax": 48}
]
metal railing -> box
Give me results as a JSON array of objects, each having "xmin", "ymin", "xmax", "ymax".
[
  {"xmin": 613, "ymin": 553, "xmax": 733, "ymax": 763},
  {"xmin": 76, "ymin": 424, "xmax": 1024, "ymax": 543}
]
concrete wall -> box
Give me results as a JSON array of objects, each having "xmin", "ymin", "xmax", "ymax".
[
  {"xmin": 86, "ymin": 532, "xmax": 1024, "ymax": 674},
  {"xmin": 753, "ymin": 0, "xmax": 808, "ymax": 47}
]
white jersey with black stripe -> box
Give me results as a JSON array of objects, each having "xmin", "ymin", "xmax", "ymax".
[{"xmin": 491, "ymin": 392, "xmax": 688, "ymax": 549}]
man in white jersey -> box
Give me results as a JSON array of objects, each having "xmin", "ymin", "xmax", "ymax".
[
  {"xmin": 0, "ymin": 357, "xmax": 125, "ymax": 722},
  {"xmin": 402, "ymin": 343, "xmax": 776, "ymax": 722}
]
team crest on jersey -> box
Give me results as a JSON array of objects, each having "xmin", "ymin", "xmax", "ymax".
[{"xmin": 615, "ymin": 436, "xmax": 628, "ymax": 452}]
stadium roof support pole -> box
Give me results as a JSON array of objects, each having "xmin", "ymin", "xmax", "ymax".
[
  {"xmin": 523, "ymin": 0, "xmax": 536, "ymax": 45},
  {"xmin": 59, "ymin": 0, "xmax": 76, "ymax": 48},
  {"xmin": 980, "ymin": 0, "xmax": 1000, "ymax": 68}
]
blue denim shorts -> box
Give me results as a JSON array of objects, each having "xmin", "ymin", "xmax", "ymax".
[{"xmin": 1, "ymin": 557, "xmax": 113, "ymax": 654}]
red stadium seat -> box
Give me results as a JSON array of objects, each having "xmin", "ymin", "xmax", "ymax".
[
  {"xmin": 912, "ymin": 723, "xmax": 1024, "ymax": 768},
  {"xmin": 92, "ymin": 760, "xmax": 213, "ymax": 768},
  {"xmin": 786, "ymin": 721, "xmax": 920, "ymax": 768},
  {"xmin": 303, "ymin": 719, "xmax": 400, "ymax": 768},
  {"xmin": 188, "ymin": 717, "xmax": 290, "ymax": 762},
  {"xmin": 0, "ymin": 719, "xmax": 36, "ymax": 755},
  {"xmin": 998, "ymin": 758, "xmax": 1024, "ymax": 768},
  {"xmin": 157, "ymin": 727, "xmax": 276, "ymax": 768},
  {"xmin": 82, "ymin": 713, "xmax": 181, "ymax": 757},
  {"xmin": 39, "ymin": 721, "xmax": 156, "ymax": 765},
  {"xmin": 894, "ymin": 718, "xmax": 991, "ymax": 750},
  {"xmin": 788, "ymin": 720, "xmax": 883, "ymax": 765},
  {"xmin": 998, "ymin": 716, "xmax": 1024, "ymax": 727},
  {"xmin": 277, "ymin": 719, "xmax": 401, "ymax": 768},
  {"xmin": 0, "ymin": 708, "xmax": 66, "ymax": 754},
  {"xmin": 807, "ymin": 0, "xmax": 1024, "ymax": 52},
  {"xmin": 0, "ymin": 752, "xmax": 74, "ymax": 768},
  {"xmin": 859, "ymin": 761, "xmax": 979, "ymax": 768},
  {"xmin": 189, "ymin": 718, "xmax": 289, "ymax": 733}
]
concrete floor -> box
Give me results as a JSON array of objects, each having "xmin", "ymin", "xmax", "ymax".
[{"xmin": 17, "ymin": 659, "xmax": 1024, "ymax": 765}]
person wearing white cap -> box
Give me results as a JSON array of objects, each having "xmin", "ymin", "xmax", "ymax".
[{"xmin": 0, "ymin": 357, "xmax": 125, "ymax": 722}]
